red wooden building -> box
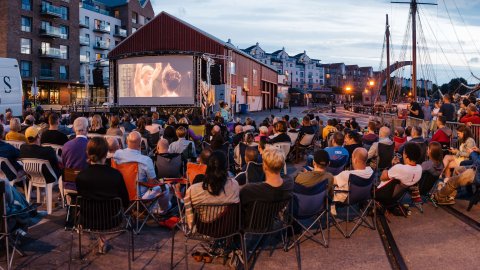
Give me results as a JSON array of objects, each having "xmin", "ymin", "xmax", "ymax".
[{"xmin": 108, "ymin": 12, "xmax": 278, "ymax": 112}]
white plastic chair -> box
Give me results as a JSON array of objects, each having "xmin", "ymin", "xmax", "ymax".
[
  {"xmin": 299, "ymin": 134, "xmax": 315, "ymax": 146},
  {"xmin": 87, "ymin": 133, "xmax": 103, "ymax": 139},
  {"xmin": 20, "ymin": 158, "xmax": 59, "ymax": 214},
  {"xmin": 0, "ymin": 157, "xmax": 27, "ymax": 193},
  {"xmin": 104, "ymin": 135, "xmax": 126, "ymax": 149},
  {"xmin": 273, "ymin": 142, "xmax": 291, "ymax": 174},
  {"xmin": 41, "ymin": 143, "xmax": 63, "ymax": 161},
  {"xmin": 141, "ymin": 137, "xmax": 150, "ymax": 155},
  {"xmin": 287, "ymin": 132, "xmax": 299, "ymax": 146},
  {"xmin": 6, "ymin": 140, "xmax": 25, "ymax": 150}
]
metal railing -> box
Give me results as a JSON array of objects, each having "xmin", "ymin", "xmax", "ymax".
[
  {"xmin": 114, "ymin": 28, "xmax": 127, "ymax": 37},
  {"xmin": 80, "ymin": 54, "xmax": 89, "ymax": 63},
  {"xmin": 39, "ymin": 47, "xmax": 62, "ymax": 58},
  {"xmin": 41, "ymin": 3, "xmax": 63, "ymax": 17},
  {"xmin": 93, "ymin": 24, "xmax": 111, "ymax": 33},
  {"xmin": 39, "ymin": 25, "xmax": 62, "ymax": 38},
  {"xmin": 79, "ymin": 36, "xmax": 90, "ymax": 45},
  {"xmin": 93, "ymin": 40, "xmax": 109, "ymax": 49}
]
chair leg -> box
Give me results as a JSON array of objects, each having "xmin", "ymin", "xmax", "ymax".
[
  {"xmin": 36, "ymin": 187, "xmax": 41, "ymax": 204},
  {"xmin": 128, "ymin": 229, "xmax": 132, "ymax": 270},
  {"xmin": 242, "ymin": 234, "xmax": 249, "ymax": 270},
  {"xmin": 289, "ymin": 226, "xmax": 301, "ymax": 270},
  {"xmin": 26, "ymin": 182, "xmax": 32, "ymax": 203},
  {"xmin": 184, "ymin": 239, "xmax": 189, "ymax": 270},
  {"xmin": 58, "ymin": 177, "xmax": 65, "ymax": 208},
  {"xmin": 78, "ymin": 229, "xmax": 82, "ymax": 259},
  {"xmin": 170, "ymin": 228, "xmax": 175, "ymax": 270},
  {"xmin": 69, "ymin": 229, "xmax": 73, "ymax": 270},
  {"xmin": 131, "ymin": 227, "xmax": 135, "ymax": 261},
  {"xmin": 46, "ymin": 184, "xmax": 53, "ymax": 214}
]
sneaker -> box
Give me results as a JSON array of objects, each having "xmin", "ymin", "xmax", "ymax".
[{"xmin": 97, "ymin": 238, "xmax": 110, "ymax": 254}]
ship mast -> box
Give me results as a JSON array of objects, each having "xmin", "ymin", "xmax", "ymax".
[{"xmin": 386, "ymin": 14, "xmax": 391, "ymax": 103}]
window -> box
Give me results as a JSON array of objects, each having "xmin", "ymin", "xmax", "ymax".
[
  {"xmin": 60, "ymin": 45, "xmax": 68, "ymax": 59},
  {"xmin": 20, "ymin": 38, "xmax": 31, "ymax": 54},
  {"xmin": 230, "ymin": 62, "xmax": 236, "ymax": 75},
  {"xmin": 21, "ymin": 16, "xmax": 32, "ymax": 32},
  {"xmin": 59, "ymin": 6, "xmax": 68, "ymax": 20},
  {"xmin": 139, "ymin": 15, "xmax": 144, "ymax": 25},
  {"xmin": 59, "ymin": 65, "xmax": 68, "ymax": 79},
  {"xmin": 84, "ymin": 16, "xmax": 89, "ymax": 26},
  {"xmin": 60, "ymin": 25, "xmax": 68, "ymax": 39},
  {"xmin": 40, "ymin": 62, "xmax": 52, "ymax": 76},
  {"xmin": 132, "ymin": 27, "xmax": 137, "ymax": 33},
  {"xmin": 20, "ymin": 61, "xmax": 32, "ymax": 77},
  {"xmin": 243, "ymin": 77, "xmax": 249, "ymax": 91},
  {"xmin": 132, "ymin": 11, "xmax": 138, "ymax": 24},
  {"xmin": 95, "ymin": 53, "xmax": 104, "ymax": 60},
  {"xmin": 41, "ymin": 42, "xmax": 51, "ymax": 54},
  {"xmin": 114, "ymin": 10, "xmax": 120, "ymax": 18},
  {"xmin": 21, "ymin": 0, "xmax": 31, "ymax": 10},
  {"xmin": 253, "ymin": 69, "xmax": 258, "ymax": 87}
]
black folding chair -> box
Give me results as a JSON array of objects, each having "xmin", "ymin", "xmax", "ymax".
[
  {"xmin": 69, "ymin": 196, "xmax": 133, "ymax": 269},
  {"xmin": 467, "ymin": 183, "xmax": 480, "ymax": 211},
  {"xmin": 178, "ymin": 203, "xmax": 245, "ymax": 270},
  {"xmin": 0, "ymin": 181, "xmax": 38, "ymax": 270},
  {"xmin": 414, "ymin": 171, "xmax": 440, "ymax": 211},
  {"xmin": 242, "ymin": 198, "xmax": 300, "ymax": 270},
  {"xmin": 332, "ymin": 174, "xmax": 376, "ymax": 238},
  {"xmin": 377, "ymin": 143, "xmax": 395, "ymax": 171},
  {"xmin": 289, "ymin": 180, "xmax": 329, "ymax": 248},
  {"xmin": 375, "ymin": 179, "xmax": 409, "ymax": 220},
  {"xmin": 245, "ymin": 162, "xmax": 265, "ymax": 184},
  {"xmin": 61, "ymin": 168, "xmax": 81, "ymax": 229}
]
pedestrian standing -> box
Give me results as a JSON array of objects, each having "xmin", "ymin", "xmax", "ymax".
[{"xmin": 422, "ymin": 100, "xmax": 432, "ymax": 138}]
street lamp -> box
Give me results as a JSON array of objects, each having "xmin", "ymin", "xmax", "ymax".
[{"xmin": 369, "ymin": 80, "xmax": 375, "ymax": 86}]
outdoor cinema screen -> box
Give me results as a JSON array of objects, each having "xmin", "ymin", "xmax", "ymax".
[{"xmin": 117, "ymin": 55, "xmax": 194, "ymax": 105}]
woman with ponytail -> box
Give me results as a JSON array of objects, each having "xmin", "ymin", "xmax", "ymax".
[{"xmin": 184, "ymin": 151, "xmax": 240, "ymax": 228}]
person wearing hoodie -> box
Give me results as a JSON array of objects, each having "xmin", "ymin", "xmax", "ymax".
[
  {"xmin": 431, "ymin": 116, "xmax": 452, "ymax": 144},
  {"xmin": 460, "ymin": 104, "xmax": 480, "ymax": 125},
  {"xmin": 433, "ymin": 167, "xmax": 475, "ymax": 205}
]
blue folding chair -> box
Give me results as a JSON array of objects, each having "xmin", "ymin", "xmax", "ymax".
[
  {"xmin": 332, "ymin": 174, "xmax": 376, "ymax": 238},
  {"xmin": 327, "ymin": 154, "xmax": 348, "ymax": 176},
  {"xmin": 289, "ymin": 180, "xmax": 329, "ymax": 248}
]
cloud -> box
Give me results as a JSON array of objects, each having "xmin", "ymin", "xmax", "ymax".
[{"xmin": 469, "ymin": 57, "xmax": 479, "ymax": 63}]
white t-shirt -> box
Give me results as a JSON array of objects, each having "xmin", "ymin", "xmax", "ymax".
[
  {"xmin": 378, "ymin": 164, "xmax": 422, "ymax": 189},
  {"xmin": 334, "ymin": 167, "xmax": 374, "ymax": 202}
]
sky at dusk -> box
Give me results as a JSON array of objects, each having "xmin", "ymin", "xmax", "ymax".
[{"xmin": 150, "ymin": 0, "xmax": 480, "ymax": 84}]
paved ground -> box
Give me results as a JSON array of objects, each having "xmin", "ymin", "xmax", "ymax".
[{"xmin": 3, "ymin": 106, "xmax": 480, "ymax": 269}]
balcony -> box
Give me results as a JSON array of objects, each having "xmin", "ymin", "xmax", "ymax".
[
  {"xmin": 93, "ymin": 40, "xmax": 109, "ymax": 50},
  {"xmin": 39, "ymin": 47, "xmax": 62, "ymax": 59},
  {"xmin": 79, "ymin": 36, "xmax": 90, "ymax": 46},
  {"xmin": 40, "ymin": 3, "xmax": 63, "ymax": 18},
  {"xmin": 114, "ymin": 28, "xmax": 127, "ymax": 38},
  {"xmin": 39, "ymin": 26, "xmax": 62, "ymax": 38},
  {"xmin": 97, "ymin": 60, "xmax": 109, "ymax": 67},
  {"xmin": 93, "ymin": 24, "xmax": 111, "ymax": 34},
  {"xmin": 39, "ymin": 69, "xmax": 54, "ymax": 80},
  {"xmin": 80, "ymin": 55, "xmax": 89, "ymax": 63},
  {"xmin": 79, "ymin": 19, "xmax": 89, "ymax": 29}
]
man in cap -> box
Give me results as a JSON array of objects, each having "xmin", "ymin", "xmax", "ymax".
[
  {"xmin": 295, "ymin": 149, "xmax": 333, "ymax": 188},
  {"xmin": 19, "ymin": 126, "xmax": 61, "ymax": 184}
]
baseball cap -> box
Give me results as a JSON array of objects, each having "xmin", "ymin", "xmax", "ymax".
[
  {"xmin": 313, "ymin": 150, "xmax": 330, "ymax": 167},
  {"xmin": 25, "ymin": 126, "xmax": 39, "ymax": 140}
]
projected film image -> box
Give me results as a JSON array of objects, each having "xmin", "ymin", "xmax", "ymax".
[{"xmin": 118, "ymin": 56, "xmax": 194, "ymax": 105}]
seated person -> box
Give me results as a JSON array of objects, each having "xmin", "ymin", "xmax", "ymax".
[
  {"xmin": 120, "ymin": 114, "xmax": 136, "ymax": 133},
  {"xmin": 443, "ymin": 124, "xmax": 476, "ymax": 177},
  {"xmin": 421, "ymin": 141, "xmax": 444, "ymax": 179},
  {"xmin": 332, "ymin": 148, "xmax": 373, "ymax": 211},
  {"xmin": 133, "ymin": 117, "xmax": 153, "ymax": 149},
  {"xmin": 19, "ymin": 127, "xmax": 61, "ymax": 183},
  {"xmin": 368, "ymin": 127, "xmax": 393, "ymax": 160},
  {"xmin": 184, "ymin": 151, "xmax": 239, "ymax": 228},
  {"xmin": 232, "ymin": 125, "xmax": 244, "ymax": 148},
  {"xmin": 240, "ymin": 147, "xmax": 293, "ymax": 223},
  {"xmin": 254, "ymin": 126, "xmax": 269, "ymax": 142},
  {"xmin": 161, "ymin": 125, "xmax": 177, "ymax": 145},
  {"xmin": 5, "ymin": 118, "xmax": 27, "ymax": 143},
  {"xmin": 0, "ymin": 124, "xmax": 24, "ymax": 180},
  {"xmin": 234, "ymin": 132, "xmax": 258, "ymax": 169},
  {"xmin": 296, "ymin": 149, "xmax": 333, "ymax": 188},
  {"xmin": 268, "ymin": 121, "xmax": 291, "ymax": 145},
  {"xmin": 168, "ymin": 126, "xmax": 196, "ymax": 159},
  {"xmin": 188, "ymin": 148, "xmax": 212, "ymax": 184},
  {"xmin": 405, "ymin": 126, "xmax": 412, "ymax": 141},
  {"xmin": 393, "ymin": 126, "xmax": 407, "ymax": 152},
  {"xmin": 399, "ymin": 126, "xmax": 427, "ymax": 161},
  {"xmin": 76, "ymin": 137, "xmax": 129, "ymax": 253},
  {"xmin": 362, "ymin": 121, "xmax": 378, "ymax": 148},
  {"xmin": 460, "ymin": 103, "xmax": 480, "ymax": 125},
  {"xmin": 155, "ymin": 139, "xmax": 183, "ymax": 178},
  {"xmin": 299, "ymin": 116, "xmax": 315, "ymax": 138},
  {"xmin": 40, "ymin": 113, "xmax": 69, "ymax": 145},
  {"xmin": 322, "ymin": 119, "xmax": 337, "ymax": 141},
  {"xmin": 105, "ymin": 137, "xmax": 120, "ymax": 166},
  {"xmin": 106, "ymin": 115, "xmax": 124, "ymax": 137},
  {"xmin": 235, "ymin": 147, "xmax": 262, "ymax": 186},
  {"xmin": 243, "ymin": 117, "xmax": 255, "ymax": 132},
  {"xmin": 344, "ymin": 130, "xmax": 362, "ymax": 162},
  {"xmin": 145, "ymin": 116, "xmax": 161, "ymax": 136},
  {"xmin": 378, "ymin": 142, "xmax": 423, "ymax": 189},
  {"xmin": 62, "ymin": 117, "xmax": 89, "ymax": 171},
  {"xmin": 88, "ymin": 114, "xmax": 106, "ymax": 134},
  {"xmin": 431, "ymin": 116, "xmax": 452, "ymax": 144},
  {"xmin": 325, "ymin": 132, "xmax": 350, "ymax": 175},
  {"xmin": 113, "ymin": 132, "xmax": 171, "ymax": 212}
]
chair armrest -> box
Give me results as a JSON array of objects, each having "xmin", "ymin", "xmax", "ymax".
[
  {"xmin": 163, "ymin": 178, "xmax": 188, "ymax": 185},
  {"xmin": 5, "ymin": 203, "xmax": 40, "ymax": 218},
  {"xmin": 138, "ymin": 181, "xmax": 165, "ymax": 188}
]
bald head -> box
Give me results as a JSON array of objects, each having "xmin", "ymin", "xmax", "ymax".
[
  {"xmin": 127, "ymin": 131, "xmax": 142, "ymax": 150},
  {"xmin": 352, "ymin": 147, "xmax": 368, "ymax": 169},
  {"xmin": 379, "ymin": 127, "xmax": 391, "ymax": 139},
  {"xmin": 156, "ymin": 138, "xmax": 169, "ymax": 154},
  {"xmin": 235, "ymin": 125, "xmax": 243, "ymax": 134},
  {"xmin": 212, "ymin": 125, "xmax": 221, "ymax": 135}
]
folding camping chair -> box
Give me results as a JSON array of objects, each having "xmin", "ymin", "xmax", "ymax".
[
  {"xmin": 111, "ymin": 160, "xmax": 165, "ymax": 234},
  {"xmin": 332, "ymin": 174, "xmax": 376, "ymax": 238},
  {"xmin": 375, "ymin": 179, "xmax": 410, "ymax": 220},
  {"xmin": 245, "ymin": 162, "xmax": 265, "ymax": 184},
  {"xmin": 59, "ymin": 168, "xmax": 81, "ymax": 229},
  {"xmin": 0, "ymin": 157, "xmax": 27, "ymax": 193},
  {"xmin": 273, "ymin": 142, "xmax": 291, "ymax": 175},
  {"xmin": 293, "ymin": 133, "xmax": 315, "ymax": 163},
  {"xmin": 289, "ymin": 180, "xmax": 329, "ymax": 249}
]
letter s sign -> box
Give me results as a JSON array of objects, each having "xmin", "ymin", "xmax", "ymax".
[{"xmin": 4, "ymin": 76, "xmax": 12, "ymax": 93}]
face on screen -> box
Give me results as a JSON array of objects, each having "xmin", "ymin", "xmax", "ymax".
[{"xmin": 118, "ymin": 56, "xmax": 194, "ymax": 105}]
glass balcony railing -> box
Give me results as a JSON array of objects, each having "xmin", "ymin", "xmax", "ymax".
[
  {"xmin": 93, "ymin": 40, "xmax": 109, "ymax": 50},
  {"xmin": 39, "ymin": 25, "xmax": 62, "ymax": 38},
  {"xmin": 114, "ymin": 28, "xmax": 127, "ymax": 38},
  {"xmin": 80, "ymin": 55, "xmax": 89, "ymax": 63},
  {"xmin": 41, "ymin": 3, "xmax": 62, "ymax": 18},
  {"xmin": 39, "ymin": 69, "xmax": 54, "ymax": 79},
  {"xmin": 39, "ymin": 47, "xmax": 62, "ymax": 58},
  {"xmin": 79, "ymin": 19, "xmax": 89, "ymax": 28},
  {"xmin": 93, "ymin": 24, "xmax": 111, "ymax": 33},
  {"xmin": 79, "ymin": 36, "xmax": 90, "ymax": 46}
]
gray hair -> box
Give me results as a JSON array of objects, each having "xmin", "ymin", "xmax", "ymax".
[
  {"xmin": 73, "ymin": 117, "xmax": 89, "ymax": 134},
  {"xmin": 9, "ymin": 118, "xmax": 21, "ymax": 132}
]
